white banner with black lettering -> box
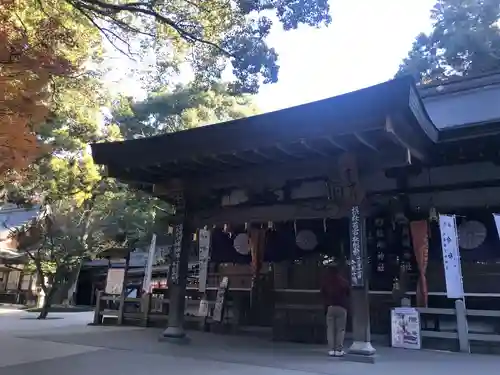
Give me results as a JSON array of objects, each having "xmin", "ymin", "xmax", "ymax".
[
  {"xmin": 438, "ymin": 215, "xmax": 464, "ymax": 299},
  {"xmin": 493, "ymin": 214, "xmax": 500, "ymax": 240}
]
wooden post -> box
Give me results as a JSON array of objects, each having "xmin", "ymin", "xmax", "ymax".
[
  {"xmin": 455, "ymin": 299, "xmax": 470, "ymax": 353},
  {"xmin": 344, "ymin": 205, "xmax": 376, "ymax": 363},
  {"xmin": 160, "ymin": 191, "xmax": 192, "ymax": 343},
  {"xmin": 91, "ymin": 290, "xmax": 103, "ymax": 325},
  {"xmin": 117, "ymin": 253, "xmax": 130, "ymax": 325},
  {"xmin": 141, "ymin": 293, "xmax": 152, "ymax": 327}
]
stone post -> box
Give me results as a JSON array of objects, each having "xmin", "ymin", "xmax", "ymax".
[
  {"xmin": 344, "ymin": 205, "xmax": 376, "ymax": 363},
  {"xmin": 160, "ymin": 191, "xmax": 192, "ymax": 344}
]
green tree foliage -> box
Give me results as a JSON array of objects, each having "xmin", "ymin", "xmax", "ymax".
[
  {"xmin": 13, "ymin": 82, "xmax": 258, "ymax": 316},
  {"xmin": 111, "ymin": 83, "xmax": 259, "ymax": 139},
  {"xmin": 5, "ymin": 1, "xmax": 267, "ymax": 316},
  {"xmin": 397, "ymin": 0, "xmax": 500, "ymax": 83},
  {"xmin": 54, "ymin": 0, "xmax": 332, "ymax": 93}
]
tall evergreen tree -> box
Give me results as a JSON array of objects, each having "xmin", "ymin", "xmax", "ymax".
[{"xmin": 397, "ymin": 0, "xmax": 500, "ymax": 83}]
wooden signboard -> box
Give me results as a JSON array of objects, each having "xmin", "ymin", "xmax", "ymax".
[
  {"xmin": 198, "ymin": 229, "xmax": 211, "ymax": 293},
  {"xmin": 349, "ymin": 205, "xmax": 365, "ymax": 287},
  {"xmin": 105, "ymin": 268, "xmax": 125, "ymax": 295},
  {"xmin": 198, "ymin": 299, "xmax": 210, "ymax": 317},
  {"xmin": 212, "ymin": 277, "xmax": 229, "ymax": 322},
  {"xmin": 169, "ymin": 223, "xmax": 183, "ymax": 285}
]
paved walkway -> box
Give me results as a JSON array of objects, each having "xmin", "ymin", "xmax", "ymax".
[{"xmin": 1, "ymin": 309, "xmax": 499, "ymax": 375}]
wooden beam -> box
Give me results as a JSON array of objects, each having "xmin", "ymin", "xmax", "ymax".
[
  {"xmin": 275, "ymin": 144, "xmax": 301, "ymax": 158},
  {"xmin": 231, "ymin": 152, "xmax": 259, "ymax": 164},
  {"xmin": 384, "ymin": 114, "xmax": 429, "ymax": 162},
  {"xmin": 112, "ymin": 147, "xmax": 412, "ymax": 196},
  {"xmin": 300, "ymin": 140, "xmax": 330, "ymax": 157},
  {"xmin": 192, "ymin": 198, "xmax": 377, "ymax": 226},
  {"xmin": 191, "ymin": 157, "xmax": 227, "ymax": 172},
  {"xmin": 252, "ymin": 149, "xmax": 276, "ymax": 161},
  {"xmin": 354, "ymin": 132, "xmax": 378, "ymax": 152},
  {"xmin": 211, "ymin": 155, "xmax": 230, "ymax": 165},
  {"xmin": 187, "ymin": 157, "xmax": 340, "ymax": 192},
  {"xmin": 325, "ymin": 136, "xmax": 347, "ymax": 151},
  {"xmin": 193, "ymin": 201, "xmax": 346, "ymax": 226}
]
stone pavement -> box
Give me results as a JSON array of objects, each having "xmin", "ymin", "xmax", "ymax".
[{"xmin": 1, "ymin": 309, "xmax": 500, "ymax": 375}]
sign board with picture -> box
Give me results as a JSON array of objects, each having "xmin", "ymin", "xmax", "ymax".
[
  {"xmin": 105, "ymin": 268, "xmax": 125, "ymax": 295},
  {"xmin": 391, "ymin": 307, "xmax": 422, "ymax": 350}
]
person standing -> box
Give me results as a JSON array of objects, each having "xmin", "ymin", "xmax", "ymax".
[{"xmin": 320, "ymin": 265, "xmax": 350, "ymax": 357}]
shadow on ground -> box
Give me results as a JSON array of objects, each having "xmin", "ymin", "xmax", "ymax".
[{"xmin": 19, "ymin": 327, "xmax": 500, "ymax": 375}]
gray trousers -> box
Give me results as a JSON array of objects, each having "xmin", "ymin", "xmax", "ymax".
[{"xmin": 326, "ymin": 305, "xmax": 347, "ymax": 351}]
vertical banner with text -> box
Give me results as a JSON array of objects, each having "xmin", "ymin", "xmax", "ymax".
[
  {"xmin": 438, "ymin": 214, "xmax": 464, "ymax": 299},
  {"xmin": 349, "ymin": 205, "xmax": 365, "ymax": 287},
  {"xmin": 169, "ymin": 223, "xmax": 183, "ymax": 285}
]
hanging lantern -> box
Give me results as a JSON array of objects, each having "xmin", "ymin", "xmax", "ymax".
[
  {"xmin": 296, "ymin": 230, "xmax": 318, "ymax": 251},
  {"xmin": 233, "ymin": 233, "xmax": 250, "ymax": 255},
  {"xmin": 429, "ymin": 207, "xmax": 438, "ymax": 222},
  {"xmin": 267, "ymin": 221, "xmax": 274, "ymax": 230}
]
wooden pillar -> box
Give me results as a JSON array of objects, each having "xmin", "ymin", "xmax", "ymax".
[
  {"xmin": 345, "ymin": 205, "xmax": 376, "ymax": 362},
  {"xmin": 91, "ymin": 290, "xmax": 103, "ymax": 325},
  {"xmin": 141, "ymin": 293, "xmax": 152, "ymax": 327},
  {"xmin": 117, "ymin": 253, "xmax": 130, "ymax": 325},
  {"xmin": 160, "ymin": 191, "xmax": 192, "ymax": 343}
]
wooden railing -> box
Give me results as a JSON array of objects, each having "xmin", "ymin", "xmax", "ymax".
[
  {"xmin": 416, "ymin": 300, "xmax": 500, "ymax": 352},
  {"xmin": 91, "ymin": 290, "xmax": 237, "ymax": 330}
]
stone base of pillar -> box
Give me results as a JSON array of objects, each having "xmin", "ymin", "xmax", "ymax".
[
  {"xmin": 342, "ymin": 341, "xmax": 377, "ymax": 363},
  {"xmin": 159, "ymin": 326, "xmax": 191, "ymax": 345}
]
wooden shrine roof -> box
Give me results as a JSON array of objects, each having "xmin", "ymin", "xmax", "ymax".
[{"xmin": 91, "ymin": 76, "xmax": 439, "ymax": 185}]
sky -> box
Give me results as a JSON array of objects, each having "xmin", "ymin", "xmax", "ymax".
[{"xmin": 104, "ymin": 0, "xmax": 437, "ymax": 113}]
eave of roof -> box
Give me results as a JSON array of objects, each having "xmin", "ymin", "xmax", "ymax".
[{"xmin": 91, "ymin": 76, "xmax": 438, "ymax": 179}]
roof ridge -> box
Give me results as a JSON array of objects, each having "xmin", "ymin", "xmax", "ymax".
[{"xmin": 420, "ymin": 71, "xmax": 500, "ymax": 98}]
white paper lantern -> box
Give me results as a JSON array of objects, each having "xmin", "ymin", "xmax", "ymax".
[
  {"xmin": 233, "ymin": 233, "xmax": 250, "ymax": 255},
  {"xmin": 296, "ymin": 230, "xmax": 318, "ymax": 251}
]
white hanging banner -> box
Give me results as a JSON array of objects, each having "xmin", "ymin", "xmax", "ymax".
[
  {"xmin": 438, "ymin": 215, "xmax": 464, "ymax": 299},
  {"xmin": 198, "ymin": 229, "xmax": 211, "ymax": 293},
  {"xmin": 493, "ymin": 214, "xmax": 500, "ymax": 240},
  {"xmin": 142, "ymin": 234, "xmax": 157, "ymax": 293}
]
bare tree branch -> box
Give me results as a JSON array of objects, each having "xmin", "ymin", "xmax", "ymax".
[{"xmin": 64, "ymin": 0, "xmax": 235, "ymax": 58}]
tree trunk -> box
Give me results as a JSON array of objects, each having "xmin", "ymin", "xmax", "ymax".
[
  {"xmin": 65, "ymin": 262, "xmax": 83, "ymax": 306},
  {"xmin": 38, "ymin": 287, "xmax": 56, "ymax": 319}
]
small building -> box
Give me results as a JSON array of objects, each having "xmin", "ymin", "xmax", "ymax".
[
  {"xmin": 90, "ymin": 71, "xmax": 500, "ymax": 354},
  {"xmin": 0, "ymin": 204, "xmax": 45, "ymax": 305}
]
